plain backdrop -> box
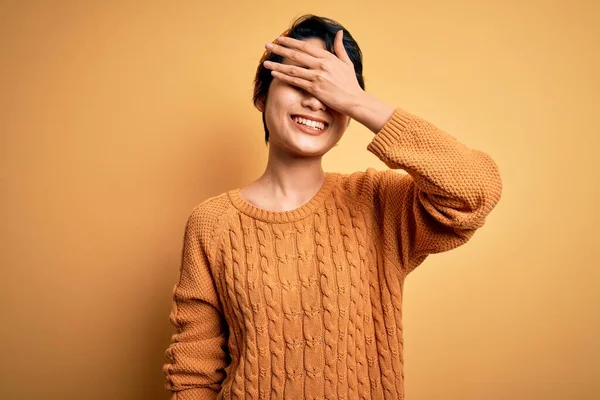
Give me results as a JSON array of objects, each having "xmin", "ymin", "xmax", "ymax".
[{"xmin": 1, "ymin": 1, "xmax": 599, "ymax": 399}]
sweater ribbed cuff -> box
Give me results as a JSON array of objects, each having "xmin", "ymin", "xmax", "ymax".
[{"xmin": 366, "ymin": 108, "xmax": 419, "ymax": 164}]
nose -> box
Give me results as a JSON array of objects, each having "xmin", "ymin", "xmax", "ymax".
[{"xmin": 301, "ymin": 91, "xmax": 327, "ymax": 111}]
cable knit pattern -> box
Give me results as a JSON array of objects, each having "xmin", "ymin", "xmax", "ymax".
[{"xmin": 164, "ymin": 108, "xmax": 503, "ymax": 399}]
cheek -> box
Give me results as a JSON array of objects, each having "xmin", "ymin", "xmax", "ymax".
[
  {"xmin": 335, "ymin": 115, "xmax": 351, "ymax": 131},
  {"xmin": 268, "ymin": 83, "xmax": 301, "ymax": 106},
  {"xmin": 265, "ymin": 89, "xmax": 302, "ymax": 126}
]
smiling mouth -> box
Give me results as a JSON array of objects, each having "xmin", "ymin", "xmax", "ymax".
[{"xmin": 290, "ymin": 115, "xmax": 329, "ymax": 134}]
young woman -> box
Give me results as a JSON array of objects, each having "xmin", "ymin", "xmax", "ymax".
[{"xmin": 163, "ymin": 14, "xmax": 502, "ymax": 400}]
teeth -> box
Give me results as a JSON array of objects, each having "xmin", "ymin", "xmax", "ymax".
[{"xmin": 293, "ymin": 116, "xmax": 325, "ymax": 130}]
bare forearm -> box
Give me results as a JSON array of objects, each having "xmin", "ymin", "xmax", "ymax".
[{"xmin": 348, "ymin": 91, "xmax": 396, "ymax": 134}]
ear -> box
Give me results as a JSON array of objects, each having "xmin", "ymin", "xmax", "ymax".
[{"xmin": 255, "ymin": 95, "xmax": 266, "ymax": 112}]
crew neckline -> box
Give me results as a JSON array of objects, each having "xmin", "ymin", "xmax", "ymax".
[{"xmin": 228, "ymin": 172, "xmax": 338, "ymax": 223}]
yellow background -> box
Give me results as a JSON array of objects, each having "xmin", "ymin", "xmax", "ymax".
[{"xmin": 2, "ymin": 1, "xmax": 599, "ymax": 399}]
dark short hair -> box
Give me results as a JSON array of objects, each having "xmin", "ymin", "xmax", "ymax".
[{"xmin": 252, "ymin": 14, "xmax": 366, "ymax": 144}]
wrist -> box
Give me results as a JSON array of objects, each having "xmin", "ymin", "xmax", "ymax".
[{"xmin": 348, "ymin": 91, "xmax": 395, "ymax": 133}]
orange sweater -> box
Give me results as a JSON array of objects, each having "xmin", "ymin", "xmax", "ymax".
[{"xmin": 163, "ymin": 108, "xmax": 502, "ymax": 400}]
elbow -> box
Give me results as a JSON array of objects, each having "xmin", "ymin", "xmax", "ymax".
[
  {"xmin": 462, "ymin": 153, "xmax": 502, "ymax": 228},
  {"xmin": 477, "ymin": 152, "xmax": 503, "ymax": 214}
]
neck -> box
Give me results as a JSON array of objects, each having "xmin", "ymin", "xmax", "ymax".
[{"xmin": 257, "ymin": 146, "xmax": 326, "ymax": 201}]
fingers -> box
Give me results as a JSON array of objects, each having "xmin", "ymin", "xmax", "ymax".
[
  {"xmin": 334, "ymin": 30, "xmax": 353, "ymax": 65},
  {"xmin": 263, "ymin": 60, "xmax": 315, "ymax": 82},
  {"xmin": 266, "ymin": 32, "xmax": 352, "ymax": 68},
  {"xmin": 265, "ymin": 41, "xmax": 321, "ymax": 69},
  {"xmin": 274, "ymin": 36, "xmax": 332, "ymax": 59},
  {"xmin": 269, "ymin": 70, "xmax": 313, "ymax": 92}
]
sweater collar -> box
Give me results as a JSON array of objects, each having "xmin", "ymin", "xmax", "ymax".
[{"xmin": 227, "ymin": 172, "xmax": 338, "ymax": 223}]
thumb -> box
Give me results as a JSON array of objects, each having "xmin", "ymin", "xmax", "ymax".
[{"xmin": 334, "ymin": 30, "xmax": 352, "ymax": 65}]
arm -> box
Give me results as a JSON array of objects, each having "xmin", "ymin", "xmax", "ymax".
[
  {"xmin": 163, "ymin": 206, "xmax": 229, "ymax": 400},
  {"xmin": 258, "ymin": 32, "xmax": 502, "ymax": 272},
  {"xmin": 360, "ymin": 105, "xmax": 503, "ymax": 273}
]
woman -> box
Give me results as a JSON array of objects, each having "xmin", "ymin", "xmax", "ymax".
[{"xmin": 163, "ymin": 14, "xmax": 502, "ymax": 400}]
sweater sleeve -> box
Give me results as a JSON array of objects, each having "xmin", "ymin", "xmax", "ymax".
[
  {"xmin": 365, "ymin": 108, "xmax": 502, "ymax": 273},
  {"xmin": 163, "ymin": 205, "xmax": 229, "ymax": 400}
]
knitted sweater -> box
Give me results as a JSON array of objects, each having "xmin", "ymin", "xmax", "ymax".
[{"xmin": 163, "ymin": 108, "xmax": 503, "ymax": 400}]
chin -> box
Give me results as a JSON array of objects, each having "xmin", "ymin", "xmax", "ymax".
[
  {"xmin": 289, "ymin": 133, "xmax": 334, "ymax": 155},
  {"xmin": 288, "ymin": 143, "xmax": 329, "ymax": 158}
]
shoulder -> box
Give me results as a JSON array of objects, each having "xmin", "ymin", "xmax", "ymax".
[
  {"xmin": 334, "ymin": 168, "xmax": 411, "ymax": 202},
  {"xmin": 185, "ymin": 192, "xmax": 235, "ymax": 246}
]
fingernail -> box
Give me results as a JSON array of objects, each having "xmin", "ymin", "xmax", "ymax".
[{"xmin": 265, "ymin": 43, "xmax": 274, "ymax": 49}]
